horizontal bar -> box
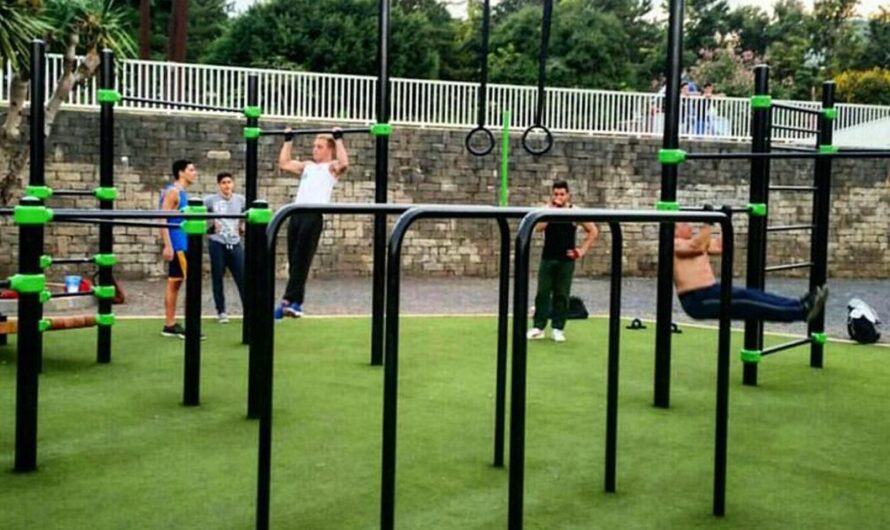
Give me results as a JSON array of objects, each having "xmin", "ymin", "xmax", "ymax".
[
  {"xmin": 679, "ymin": 206, "xmax": 750, "ymax": 214},
  {"xmin": 53, "ymin": 190, "xmax": 95, "ymax": 197},
  {"xmin": 51, "ymin": 209, "xmax": 244, "ymax": 220},
  {"xmin": 772, "ymin": 102, "xmax": 822, "ymax": 116},
  {"xmin": 769, "ymin": 185, "xmax": 817, "ymax": 192},
  {"xmin": 764, "ymin": 262, "xmax": 813, "ymax": 272},
  {"xmin": 121, "ymin": 95, "xmax": 241, "ymax": 113},
  {"xmin": 771, "ymin": 125, "xmax": 818, "ymax": 134},
  {"xmin": 262, "ymin": 127, "xmax": 371, "ymax": 137},
  {"xmin": 686, "ymin": 151, "xmax": 890, "ymax": 160},
  {"xmin": 58, "ymin": 217, "xmax": 182, "ymax": 229},
  {"xmin": 761, "ymin": 337, "xmax": 812, "ymax": 357},
  {"xmin": 52, "ymin": 257, "xmax": 95, "ymax": 265},
  {"xmin": 837, "ymin": 148, "xmax": 890, "ymax": 154},
  {"xmin": 772, "ymin": 146, "xmax": 816, "ymax": 153},
  {"xmin": 766, "ymin": 224, "xmax": 814, "ymax": 232},
  {"xmin": 51, "ymin": 291, "xmax": 94, "ymax": 299}
]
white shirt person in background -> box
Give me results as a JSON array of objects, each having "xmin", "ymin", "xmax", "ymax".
[
  {"xmin": 274, "ymin": 127, "xmax": 349, "ymax": 319},
  {"xmin": 203, "ymin": 172, "xmax": 246, "ymax": 323}
]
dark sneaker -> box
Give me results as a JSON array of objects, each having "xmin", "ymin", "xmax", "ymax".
[
  {"xmin": 162, "ymin": 323, "xmax": 186, "ymax": 339},
  {"xmin": 805, "ymin": 286, "xmax": 829, "ymax": 324},
  {"xmin": 283, "ymin": 302, "xmax": 304, "ymax": 318}
]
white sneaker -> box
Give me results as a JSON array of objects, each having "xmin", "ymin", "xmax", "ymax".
[
  {"xmin": 552, "ymin": 329, "xmax": 566, "ymax": 342},
  {"xmin": 526, "ymin": 328, "xmax": 545, "ymax": 340},
  {"xmin": 218, "ymin": 312, "xmax": 230, "ymax": 324}
]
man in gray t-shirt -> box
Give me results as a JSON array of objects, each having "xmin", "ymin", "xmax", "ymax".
[{"xmin": 203, "ymin": 172, "xmax": 246, "ymax": 323}]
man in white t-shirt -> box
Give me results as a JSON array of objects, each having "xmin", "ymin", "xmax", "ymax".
[{"xmin": 275, "ymin": 127, "xmax": 349, "ymax": 318}]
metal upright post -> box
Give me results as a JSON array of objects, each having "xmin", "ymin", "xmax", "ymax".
[
  {"xmin": 653, "ymin": 0, "xmax": 685, "ymax": 408},
  {"xmin": 246, "ymin": 201, "xmax": 270, "ymax": 419},
  {"xmin": 182, "ymin": 198, "xmax": 206, "ymax": 406},
  {"xmin": 28, "ymin": 40, "xmax": 47, "ymax": 375},
  {"xmin": 242, "ymin": 75, "xmax": 259, "ymax": 346},
  {"xmin": 742, "ymin": 65, "xmax": 771, "ymax": 386},
  {"xmin": 809, "ymin": 82, "xmax": 835, "ymax": 368},
  {"xmin": 370, "ymin": 0, "xmax": 391, "ymax": 366},
  {"xmin": 96, "ymin": 49, "xmax": 116, "ymax": 363}
]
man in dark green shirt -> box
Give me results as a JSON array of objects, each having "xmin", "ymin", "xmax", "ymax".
[{"xmin": 528, "ymin": 180, "xmax": 598, "ymax": 342}]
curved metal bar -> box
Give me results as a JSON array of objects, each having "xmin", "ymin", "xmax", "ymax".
[
  {"xmin": 465, "ymin": 126, "xmax": 496, "ymax": 156},
  {"xmin": 520, "ymin": 124, "xmax": 554, "ymax": 156},
  {"xmin": 380, "ymin": 204, "xmax": 534, "ymax": 530},
  {"xmin": 508, "ymin": 207, "xmax": 734, "ymax": 528}
]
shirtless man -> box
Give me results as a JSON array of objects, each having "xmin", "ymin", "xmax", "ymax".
[{"xmin": 674, "ymin": 223, "xmax": 828, "ymax": 322}]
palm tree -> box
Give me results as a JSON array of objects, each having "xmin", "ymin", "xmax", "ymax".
[{"xmin": 0, "ymin": 0, "xmax": 136, "ymax": 204}]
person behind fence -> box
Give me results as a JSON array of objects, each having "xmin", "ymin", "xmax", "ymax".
[
  {"xmin": 274, "ymin": 127, "xmax": 349, "ymax": 319},
  {"xmin": 526, "ymin": 180, "xmax": 598, "ymax": 343},
  {"xmin": 204, "ymin": 172, "xmax": 246, "ymax": 324},
  {"xmin": 674, "ymin": 222, "xmax": 828, "ymax": 322},
  {"xmin": 159, "ymin": 159, "xmax": 198, "ymax": 339}
]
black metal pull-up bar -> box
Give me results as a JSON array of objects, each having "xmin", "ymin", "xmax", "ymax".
[
  {"xmin": 685, "ymin": 151, "xmax": 890, "ymax": 160},
  {"xmin": 120, "ymin": 95, "xmax": 242, "ymax": 114},
  {"xmin": 259, "ymin": 127, "xmax": 373, "ymax": 137}
]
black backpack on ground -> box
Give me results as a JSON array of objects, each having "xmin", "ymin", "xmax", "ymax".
[
  {"xmin": 847, "ymin": 298, "xmax": 881, "ymax": 344},
  {"xmin": 550, "ymin": 296, "xmax": 589, "ymax": 320}
]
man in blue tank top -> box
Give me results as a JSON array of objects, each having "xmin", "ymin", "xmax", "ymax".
[
  {"xmin": 527, "ymin": 180, "xmax": 599, "ymax": 342},
  {"xmin": 160, "ymin": 159, "xmax": 197, "ymax": 338}
]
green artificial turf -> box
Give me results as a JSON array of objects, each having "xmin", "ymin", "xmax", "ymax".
[{"xmin": 0, "ymin": 317, "xmax": 887, "ymax": 529}]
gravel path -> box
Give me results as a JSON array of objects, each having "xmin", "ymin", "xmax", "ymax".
[{"xmin": 7, "ymin": 275, "xmax": 883, "ymax": 344}]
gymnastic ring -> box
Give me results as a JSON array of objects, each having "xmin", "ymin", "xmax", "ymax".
[
  {"xmin": 521, "ymin": 124, "xmax": 553, "ymax": 156},
  {"xmin": 465, "ymin": 126, "xmax": 496, "ymax": 157}
]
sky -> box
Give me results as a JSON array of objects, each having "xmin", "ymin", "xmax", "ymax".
[{"xmin": 231, "ymin": 0, "xmax": 887, "ymax": 18}]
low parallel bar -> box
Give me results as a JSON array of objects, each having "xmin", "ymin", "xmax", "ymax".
[
  {"xmin": 769, "ymin": 185, "xmax": 817, "ymax": 192},
  {"xmin": 51, "ymin": 257, "xmax": 95, "ymax": 265},
  {"xmin": 120, "ymin": 95, "xmax": 240, "ymax": 113},
  {"xmin": 766, "ymin": 224, "xmax": 813, "ymax": 232},
  {"xmin": 680, "ymin": 206, "xmax": 750, "ymax": 214},
  {"xmin": 50, "ymin": 291, "xmax": 94, "ymax": 299},
  {"xmin": 686, "ymin": 151, "xmax": 890, "ymax": 160},
  {"xmin": 771, "ymin": 125, "xmax": 818, "ymax": 134},
  {"xmin": 51, "ymin": 209, "xmax": 244, "ymax": 220},
  {"xmin": 761, "ymin": 337, "xmax": 812, "ymax": 357},
  {"xmin": 772, "ymin": 102, "xmax": 821, "ymax": 116},
  {"xmin": 764, "ymin": 261, "xmax": 813, "ymax": 272},
  {"xmin": 772, "ymin": 146, "xmax": 816, "ymax": 153},
  {"xmin": 56, "ymin": 218, "xmax": 182, "ymax": 229},
  {"xmin": 53, "ymin": 190, "xmax": 96, "ymax": 197}
]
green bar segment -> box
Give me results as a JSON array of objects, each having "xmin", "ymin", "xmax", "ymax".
[
  {"xmin": 740, "ymin": 349, "xmax": 762, "ymax": 363},
  {"xmin": 97, "ymin": 89, "xmax": 121, "ymax": 104},
  {"xmin": 25, "ymin": 185, "xmax": 53, "ymax": 199},
  {"xmin": 822, "ymin": 108, "xmax": 838, "ymax": 120},
  {"xmin": 658, "ymin": 148, "xmax": 686, "ymax": 165},
  {"xmin": 243, "ymin": 106, "xmax": 262, "ymax": 118},
  {"xmin": 246, "ymin": 208, "xmax": 271, "ymax": 225},
  {"xmin": 810, "ymin": 332, "xmax": 827, "ymax": 345},
  {"xmin": 750, "ymin": 95, "xmax": 772, "ymax": 109},
  {"xmin": 94, "ymin": 187, "xmax": 118, "ymax": 201},
  {"xmin": 748, "ymin": 203, "xmax": 767, "ymax": 217},
  {"xmin": 182, "ymin": 205, "xmax": 208, "ymax": 235},
  {"xmin": 500, "ymin": 110, "xmax": 510, "ymax": 207},
  {"xmin": 93, "ymin": 285, "xmax": 117, "ymax": 300},
  {"xmin": 243, "ymin": 127, "xmax": 262, "ymax": 139},
  {"xmin": 39, "ymin": 255, "xmax": 53, "ymax": 270},
  {"xmin": 96, "ymin": 313, "xmax": 116, "ymax": 327},
  {"xmin": 14, "ymin": 204, "xmax": 54, "ymax": 225},
  {"xmin": 10, "ymin": 274, "xmax": 46, "ymax": 294},
  {"xmin": 819, "ymin": 145, "xmax": 839, "ymax": 154},
  {"xmin": 370, "ymin": 123, "xmax": 392, "ymax": 137},
  {"xmin": 656, "ymin": 201, "xmax": 680, "ymax": 211},
  {"xmin": 94, "ymin": 254, "xmax": 118, "ymax": 267}
]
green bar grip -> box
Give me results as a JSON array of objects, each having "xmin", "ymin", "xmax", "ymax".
[
  {"xmin": 750, "ymin": 95, "xmax": 772, "ymax": 109},
  {"xmin": 9, "ymin": 273, "xmax": 46, "ymax": 294},
  {"xmin": 39, "ymin": 319, "xmax": 52, "ymax": 333},
  {"xmin": 748, "ymin": 203, "xmax": 767, "ymax": 217},
  {"xmin": 246, "ymin": 208, "xmax": 271, "ymax": 225},
  {"xmin": 93, "ymin": 285, "xmax": 117, "ymax": 300},
  {"xmin": 370, "ymin": 123, "xmax": 392, "ymax": 137},
  {"xmin": 39, "ymin": 255, "xmax": 53, "ymax": 270},
  {"xmin": 96, "ymin": 313, "xmax": 116, "ymax": 327},
  {"xmin": 810, "ymin": 332, "xmax": 827, "ymax": 345},
  {"xmin": 819, "ymin": 145, "xmax": 839, "ymax": 154},
  {"xmin": 94, "ymin": 187, "xmax": 118, "ymax": 201},
  {"xmin": 25, "ymin": 185, "xmax": 53, "ymax": 199},
  {"xmin": 656, "ymin": 201, "xmax": 679, "ymax": 211},
  {"xmin": 658, "ymin": 149, "xmax": 686, "ymax": 165},
  {"xmin": 243, "ymin": 106, "xmax": 262, "ymax": 119},
  {"xmin": 182, "ymin": 205, "xmax": 208, "ymax": 235},
  {"xmin": 14, "ymin": 204, "xmax": 54, "ymax": 225},
  {"xmin": 97, "ymin": 89, "xmax": 122, "ymax": 104},
  {"xmin": 40, "ymin": 290, "xmax": 52, "ymax": 304},
  {"xmin": 244, "ymin": 127, "xmax": 262, "ymax": 139},
  {"xmin": 822, "ymin": 108, "xmax": 838, "ymax": 120},
  {"xmin": 94, "ymin": 253, "xmax": 118, "ymax": 267},
  {"xmin": 740, "ymin": 349, "xmax": 762, "ymax": 363}
]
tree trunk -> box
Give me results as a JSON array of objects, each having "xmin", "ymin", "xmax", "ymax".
[
  {"xmin": 168, "ymin": 0, "xmax": 189, "ymax": 63},
  {"xmin": 140, "ymin": 0, "xmax": 152, "ymax": 59},
  {"xmin": 0, "ymin": 75, "xmax": 31, "ymax": 205}
]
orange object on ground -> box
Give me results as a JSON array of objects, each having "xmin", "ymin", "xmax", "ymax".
[{"xmin": 0, "ymin": 315, "xmax": 97, "ymax": 335}]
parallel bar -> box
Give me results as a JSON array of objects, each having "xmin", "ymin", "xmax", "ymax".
[
  {"xmin": 52, "ymin": 257, "xmax": 95, "ymax": 265},
  {"xmin": 766, "ymin": 224, "xmax": 813, "ymax": 232},
  {"xmin": 772, "ymin": 102, "xmax": 821, "ymax": 116},
  {"xmin": 51, "ymin": 209, "xmax": 244, "ymax": 220},
  {"xmin": 120, "ymin": 95, "xmax": 240, "ymax": 113},
  {"xmin": 96, "ymin": 48, "xmax": 115, "ymax": 365},
  {"xmin": 761, "ymin": 337, "xmax": 811, "ymax": 357},
  {"xmin": 771, "ymin": 124, "xmax": 818, "ymax": 134},
  {"xmin": 52, "ymin": 190, "xmax": 95, "ymax": 197},
  {"xmin": 55, "ymin": 218, "xmax": 181, "ymax": 229},
  {"xmin": 679, "ymin": 206, "xmax": 750, "ymax": 214},
  {"xmin": 769, "ymin": 185, "xmax": 816, "ymax": 192},
  {"xmin": 764, "ymin": 261, "xmax": 813, "ymax": 272},
  {"xmin": 772, "ymin": 146, "xmax": 816, "ymax": 153},
  {"xmin": 686, "ymin": 151, "xmax": 890, "ymax": 160},
  {"xmin": 50, "ymin": 291, "xmax": 94, "ymax": 299}
]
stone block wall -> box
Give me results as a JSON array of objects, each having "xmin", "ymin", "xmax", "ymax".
[{"xmin": 0, "ymin": 108, "xmax": 888, "ymax": 281}]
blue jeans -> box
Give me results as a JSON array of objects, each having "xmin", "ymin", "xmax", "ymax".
[
  {"xmin": 208, "ymin": 240, "xmax": 245, "ymax": 314},
  {"xmin": 679, "ymin": 283, "xmax": 806, "ymax": 322}
]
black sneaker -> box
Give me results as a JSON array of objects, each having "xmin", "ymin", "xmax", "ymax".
[
  {"xmin": 162, "ymin": 323, "xmax": 186, "ymax": 339},
  {"xmin": 804, "ymin": 286, "xmax": 829, "ymax": 324}
]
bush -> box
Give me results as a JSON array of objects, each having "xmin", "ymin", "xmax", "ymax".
[{"xmin": 835, "ymin": 68, "xmax": 890, "ymax": 105}]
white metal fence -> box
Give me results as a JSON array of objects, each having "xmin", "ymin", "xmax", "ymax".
[{"xmin": 3, "ymin": 54, "xmax": 890, "ymax": 143}]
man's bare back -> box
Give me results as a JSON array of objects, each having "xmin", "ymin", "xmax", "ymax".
[{"xmin": 673, "ymin": 223, "xmax": 721, "ymax": 294}]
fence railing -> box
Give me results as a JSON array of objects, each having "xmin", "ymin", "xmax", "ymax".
[{"xmin": 3, "ymin": 54, "xmax": 890, "ymax": 143}]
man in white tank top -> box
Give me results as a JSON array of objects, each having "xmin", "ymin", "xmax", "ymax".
[{"xmin": 275, "ymin": 127, "xmax": 349, "ymax": 318}]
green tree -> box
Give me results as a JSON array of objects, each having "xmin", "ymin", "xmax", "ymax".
[
  {"xmin": 862, "ymin": 8, "xmax": 890, "ymax": 69},
  {"xmin": 727, "ymin": 5, "xmax": 770, "ymax": 55},
  {"xmin": 685, "ymin": 0, "xmax": 732, "ymax": 53},
  {"xmin": 764, "ymin": 0, "xmax": 817, "ymax": 99},
  {"xmin": 0, "ymin": 0, "xmax": 136, "ymax": 204},
  {"xmin": 122, "ymin": 0, "xmax": 230, "ymax": 62},
  {"xmin": 835, "ymin": 67, "xmax": 890, "ymax": 105}
]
